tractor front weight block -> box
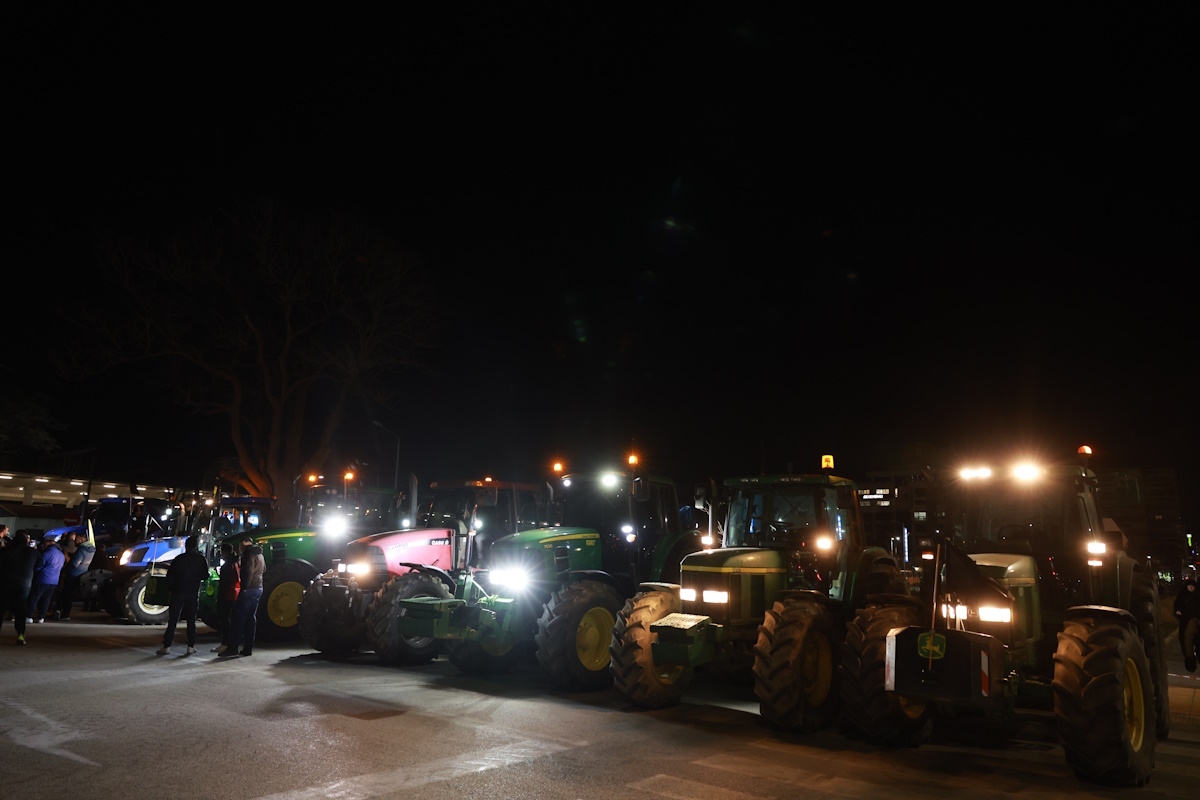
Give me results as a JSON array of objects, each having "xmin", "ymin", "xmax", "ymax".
[
  {"xmin": 886, "ymin": 626, "xmax": 1009, "ymax": 712},
  {"xmin": 651, "ymin": 613, "xmax": 720, "ymax": 667}
]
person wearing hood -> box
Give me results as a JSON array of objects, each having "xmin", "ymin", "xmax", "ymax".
[
  {"xmin": 156, "ymin": 536, "xmax": 210, "ymax": 656},
  {"xmin": 222, "ymin": 537, "xmax": 264, "ymax": 658},
  {"xmin": 1175, "ymin": 576, "xmax": 1199, "ymax": 672},
  {"xmin": 28, "ymin": 537, "xmax": 66, "ymax": 624},
  {"xmin": 0, "ymin": 532, "xmax": 39, "ymax": 644}
]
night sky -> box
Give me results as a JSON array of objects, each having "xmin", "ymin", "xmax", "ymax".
[{"xmin": 9, "ymin": 7, "xmax": 1199, "ymax": 523}]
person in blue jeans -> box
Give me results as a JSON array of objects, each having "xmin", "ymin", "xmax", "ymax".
[
  {"xmin": 222, "ymin": 537, "xmax": 264, "ymax": 658},
  {"xmin": 28, "ymin": 538, "xmax": 66, "ymax": 623}
]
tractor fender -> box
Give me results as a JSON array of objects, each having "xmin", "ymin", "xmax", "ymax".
[
  {"xmin": 563, "ymin": 569, "xmax": 624, "ymax": 595},
  {"xmin": 395, "ymin": 562, "xmax": 457, "ymax": 593},
  {"xmin": 1064, "ymin": 604, "xmax": 1138, "ymax": 628},
  {"xmin": 637, "ymin": 581, "xmax": 681, "ymax": 597}
]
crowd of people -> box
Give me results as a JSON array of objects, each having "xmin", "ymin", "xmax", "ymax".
[{"xmin": 0, "ymin": 525, "xmax": 264, "ymax": 658}]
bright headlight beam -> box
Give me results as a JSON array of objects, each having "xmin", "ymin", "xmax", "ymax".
[
  {"xmin": 702, "ymin": 590, "xmax": 728, "ymax": 604},
  {"xmin": 680, "ymin": 588, "xmax": 696, "ymax": 601},
  {"xmin": 978, "ymin": 606, "xmax": 1011, "ymax": 623},
  {"xmin": 815, "ymin": 536, "xmax": 833, "ymax": 551},
  {"xmin": 1087, "ymin": 541, "xmax": 1106, "ymax": 554}
]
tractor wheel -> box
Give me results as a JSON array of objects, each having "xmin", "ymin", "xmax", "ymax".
[
  {"xmin": 610, "ymin": 589, "xmax": 692, "ymax": 708},
  {"xmin": 447, "ymin": 638, "xmax": 520, "ymax": 675},
  {"xmin": 1130, "ymin": 572, "xmax": 1169, "ymax": 740},
  {"xmin": 366, "ymin": 572, "xmax": 451, "ymax": 665},
  {"xmin": 840, "ymin": 599, "xmax": 932, "ymax": 745},
  {"xmin": 753, "ymin": 596, "xmax": 840, "ymax": 732},
  {"xmin": 1053, "ymin": 614, "xmax": 1156, "ymax": 786},
  {"xmin": 258, "ymin": 563, "xmax": 318, "ymax": 641},
  {"xmin": 120, "ymin": 572, "xmax": 170, "ymax": 625},
  {"xmin": 536, "ymin": 580, "xmax": 624, "ymax": 691},
  {"xmin": 299, "ymin": 571, "xmax": 365, "ymax": 656}
]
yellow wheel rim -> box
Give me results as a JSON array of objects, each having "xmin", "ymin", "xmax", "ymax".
[
  {"xmin": 899, "ymin": 695, "xmax": 927, "ymax": 720},
  {"xmin": 800, "ymin": 631, "xmax": 833, "ymax": 706},
  {"xmin": 577, "ymin": 606, "xmax": 616, "ymax": 672},
  {"xmin": 1124, "ymin": 656, "xmax": 1146, "ymax": 752},
  {"xmin": 480, "ymin": 638, "xmax": 515, "ymax": 657},
  {"xmin": 267, "ymin": 581, "xmax": 305, "ymax": 627}
]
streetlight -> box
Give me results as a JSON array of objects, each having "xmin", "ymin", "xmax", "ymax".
[{"xmin": 372, "ymin": 420, "xmax": 401, "ymax": 493}]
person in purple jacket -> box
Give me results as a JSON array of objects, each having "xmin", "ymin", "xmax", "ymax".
[{"xmin": 28, "ymin": 538, "xmax": 66, "ymax": 623}]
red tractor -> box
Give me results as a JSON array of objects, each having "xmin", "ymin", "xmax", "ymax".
[{"xmin": 298, "ymin": 478, "xmax": 547, "ymax": 664}]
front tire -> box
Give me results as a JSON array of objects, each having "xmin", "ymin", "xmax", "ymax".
[
  {"xmin": 258, "ymin": 563, "xmax": 318, "ymax": 641},
  {"xmin": 299, "ymin": 571, "xmax": 367, "ymax": 655},
  {"xmin": 366, "ymin": 572, "xmax": 452, "ymax": 665},
  {"xmin": 1130, "ymin": 572, "xmax": 1169, "ymax": 740},
  {"xmin": 1053, "ymin": 614, "xmax": 1156, "ymax": 786},
  {"xmin": 753, "ymin": 594, "xmax": 840, "ymax": 732},
  {"xmin": 610, "ymin": 589, "xmax": 692, "ymax": 708},
  {"xmin": 535, "ymin": 580, "xmax": 624, "ymax": 690},
  {"xmin": 840, "ymin": 597, "xmax": 932, "ymax": 745},
  {"xmin": 121, "ymin": 572, "xmax": 170, "ymax": 625}
]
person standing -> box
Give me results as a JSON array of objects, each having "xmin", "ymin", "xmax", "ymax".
[
  {"xmin": 56, "ymin": 531, "xmax": 95, "ymax": 620},
  {"xmin": 28, "ymin": 537, "xmax": 66, "ymax": 623},
  {"xmin": 222, "ymin": 537, "xmax": 264, "ymax": 658},
  {"xmin": 0, "ymin": 532, "xmax": 39, "ymax": 644},
  {"xmin": 211, "ymin": 542, "xmax": 241, "ymax": 654},
  {"xmin": 1175, "ymin": 577, "xmax": 1200, "ymax": 672},
  {"xmin": 156, "ymin": 536, "xmax": 210, "ymax": 656}
]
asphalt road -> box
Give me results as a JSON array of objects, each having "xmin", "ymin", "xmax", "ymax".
[{"xmin": 1, "ymin": 613, "xmax": 1198, "ymax": 800}]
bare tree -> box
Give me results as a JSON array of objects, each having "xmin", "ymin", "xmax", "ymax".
[{"xmin": 86, "ymin": 200, "xmax": 434, "ymax": 514}]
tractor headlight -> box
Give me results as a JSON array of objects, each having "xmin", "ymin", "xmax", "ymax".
[
  {"xmin": 815, "ymin": 536, "xmax": 833, "ymax": 551},
  {"xmin": 119, "ymin": 549, "xmax": 132, "ymax": 566},
  {"xmin": 680, "ymin": 588, "xmax": 697, "ymax": 601},
  {"xmin": 702, "ymin": 590, "xmax": 729, "ymax": 604},
  {"xmin": 1086, "ymin": 541, "xmax": 1106, "ymax": 554},
  {"xmin": 490, "ymin": 567, "xmax": 530, "ymax": 591},
  {"xmin": 977, "ymin": 606, "xmax": 1012, "ymax": 623},
  {"xmin": 337, "ymin": 562, "xmax": 370, "ymax": 576},
  {"xmin": 321, "ymin": 517, "xmax": 349, "ymax": 538}
]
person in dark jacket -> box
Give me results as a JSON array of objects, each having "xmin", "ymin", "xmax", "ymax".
[
  {"xmin": 56, "ymin": 532, "xmax": 95, "ymax": 620},
  {"xmin": 211, "ymin": 542, "xmax": 241, "ymax": 654},
  {"xmin": 1176, "ymin": 577, "xmax": 1199, "ymax": 672},
  {"xmin": 157, "ymin": 536, "xmax": 210, "ymax": 656},
  {"xmin": 222, "ymin": 538, "xmax": 265, "ymax": 658},
  {"xmin": 0, "ymin": 532, "xmax": 40, "ymax": 644},
  {"xmin": 28, "ymin": 538, "xmax": 66, "ymax": 623}
]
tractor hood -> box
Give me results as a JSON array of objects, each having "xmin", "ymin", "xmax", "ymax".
[
  {"xmin": 681, "ymin": 547, "xmax": 786, "ymax": 572},
  {"xmin": 490, "ymin": 526, "xmax": 600, "ymax": 554}
]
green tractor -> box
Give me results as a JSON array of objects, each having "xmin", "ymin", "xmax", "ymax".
[
  {"xmin": 861, "ymin": 451, "xmax": 1167, "ymax": 786},
  {"xmin": 197, "ymin": 496, "xmax": 365, "ymax": 640},
  {"xmin": 394, "ymin": 470, "xmax": 706, "ymax": 690},
  {"xmin": 609, "ymin": 470, "xmax": 908, "ymax": 732}
]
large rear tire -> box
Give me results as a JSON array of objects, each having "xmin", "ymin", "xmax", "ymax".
[
  {"xmin": 121, "ymin": 572, "xmax": 170, "ymax": 625},
  {"xmin": 610, "ymin": 589, "xmax": 692, "ymax": 709},
  {"xmin": 840, "ymin": 598, "xmax": 932, "ymax": 745},
  {"xmin": 1053, "ymin": 614, "xmax": 1156, "ymax": 786},
  {"xmin": 1130, "ymin": 572, "xmax": 1170, "ymax": 740},
  {"xmin": 754, "ymin": 595, "xmax": 840, "ymax": 732},
  {"xmin": 299, "ymin": 571, "xmax": 366, "ymax": 655},
  {"xmin": 366, "ymin": 572, "xmax": 452, "ymax": 665},
  {"xmin": 535, "ymin": 580, "xmax": 624, "ymax": 691},
  {"xmin": 258, "ymin": 563, "xmax": 318, "ymax": 641}
]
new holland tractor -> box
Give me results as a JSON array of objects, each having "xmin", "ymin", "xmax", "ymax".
[
  {"xmin": 297, "ymin": 478, "xmax": 548, "ymax": 663},
  {"xmin": 857, "ymin": 449, "xmax": 1167, "ymax": 786},
  {"xmin": 609, "ymin": 469, "xmax": 908, "ymax": 732},
  {"xmin": 393, "ymin": 469, "xmax": 706, "ymax": 690}
]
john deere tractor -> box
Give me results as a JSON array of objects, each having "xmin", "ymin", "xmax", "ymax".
[
  {"xmin": 860, "ymin": 451, "xmax": 1167, "ymax": 786},
  {"xmin": 609, "ymin": 470, "xmax": 907, "ymax": 732},
  {"xmin": 298, "ymin": 478, "xmax": 548, "ymax": 663},
  {"xmin": 394, "ymin": 470, "xmax": 705, "ymax": 691}
]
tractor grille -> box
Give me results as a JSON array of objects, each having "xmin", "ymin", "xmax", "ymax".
[{"xmin": 680, "ymin": 570, "xmax": 766, "ymax": 625}]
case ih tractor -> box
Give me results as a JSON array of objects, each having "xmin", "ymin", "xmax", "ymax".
[
  {"xmin": 857, "ymin": 450, "xmax": 1167, "ymax": 786},
  {"xmin": 393, "ymin": 470, "xmax": 706, "ymax": 690},
  {"xmin": 609, "ymin": 469, "xmax": 907, "ymax": 732},
  {"xmin": 297, "ymin": 478, "xmax": 548, "ymax": 663}
]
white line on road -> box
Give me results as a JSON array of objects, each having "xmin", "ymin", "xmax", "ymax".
[
  {"xmin": 0, "ymin": 698, "xmax": 100, "ymax": 766},
  {"xmin": 250, "ymin": 738, "xmax": 569, "ymax": 800}
]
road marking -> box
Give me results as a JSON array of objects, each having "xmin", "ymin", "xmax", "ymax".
[
  {"xmin": 251, "ymin": 738, "xmax": 568, "ymax": 800},
  {"xmin": 0, "ymin": 699, "xmax": 99, "ymax": 766},
  {"xmin": 628, "ymin": 774, "xmax": 768, "ymax": 800}
]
